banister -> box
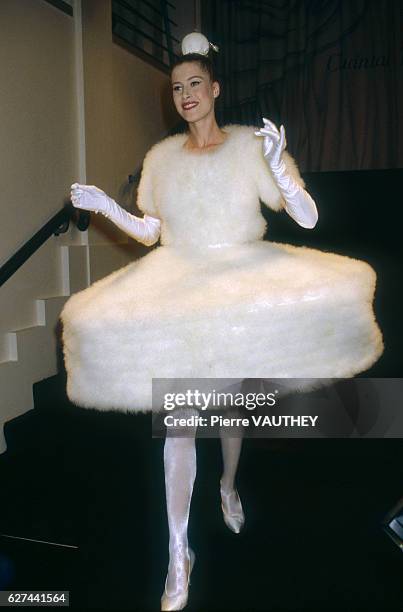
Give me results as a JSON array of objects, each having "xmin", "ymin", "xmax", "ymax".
[{"xmin": 0, "ymin": 204, "xmax": 89, "ymax": 289}]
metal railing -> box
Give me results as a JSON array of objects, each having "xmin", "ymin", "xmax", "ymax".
[
  {"xmin": 112, "ymin": 0, "xmax": 179, "ymax": 72},
  {"xmin": 0, "ymin": 205, "xmax": 89, "ymax": 289}
]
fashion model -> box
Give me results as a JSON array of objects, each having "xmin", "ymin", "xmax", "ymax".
[{"xmin": 61, "ymin": 32, "xmax": 383, "ymax": 610}]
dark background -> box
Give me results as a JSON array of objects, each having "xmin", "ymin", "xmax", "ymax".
[{"xmin": 204, "ymin": 0, "xmax": 403, "ymax": 173}]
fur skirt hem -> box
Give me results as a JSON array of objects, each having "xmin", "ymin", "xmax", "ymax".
[{"xmin": 60, "ymin": 241, "xmax": 383, "ymax": 414}]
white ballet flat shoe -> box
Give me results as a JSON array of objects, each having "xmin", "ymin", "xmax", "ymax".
[
  {"xmin": 220, "ymin": 482, "xmax": 245, "ymax": 534},
  {"xmin": 161, "ymin": 547, "xmax": 195, "ymax": 611}
]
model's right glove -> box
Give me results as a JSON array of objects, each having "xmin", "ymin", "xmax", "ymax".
[{"xmin": 70, "ymin": 183, "xmax": 161, "ymax": 246}]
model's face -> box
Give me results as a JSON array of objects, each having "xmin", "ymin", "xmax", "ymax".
[{"xmin": 171, "ymin": 61, "xmax": 219, "ymax": 123}]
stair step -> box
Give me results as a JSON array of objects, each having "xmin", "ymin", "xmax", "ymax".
[
  {"xmin": 0, "ymin": 296, "xmax": 69, "ymax": 454},
  {"xmin": 32, "ymin": 372, "xmax": 70, "ymax": 411},
  {"xmin": 1, "ymin": 410, "xmax": 80, "ymax": 547},
  {"xmin": 0, "ymin": 296, "xmax": 68, "ymax": 366},
  {"xmin": 0, "ymin": 363, "xmax": 33, "ymax": 421}
]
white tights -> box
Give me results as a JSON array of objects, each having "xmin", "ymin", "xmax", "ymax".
[
  {"xmin": 163, "ymin": 408, "xmax": 197, "ymax": 595},
  {"xmin": 163, "ymin": 407, "xmax": 244, "ymax": 594}
]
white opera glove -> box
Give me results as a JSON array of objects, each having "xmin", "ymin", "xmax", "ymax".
[
  {"xmin": 255, "ymin": 118, "xmax": 318, "ymax": 229},
  {"xmin": 70, "ymin": 183, "xmax": 161, "ymax": 246}
]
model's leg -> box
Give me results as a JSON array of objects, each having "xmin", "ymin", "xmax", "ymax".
[
  {"xmin": 161, "ymin": 408, "xmax": 197, "ymax": 610},
  {"xmin": 220, "ymin": 433, "xmax": 243, "ymax": 492},
  {"xmin": 219, "ymin": 415, "xmax": 245, "ymax": 533}
]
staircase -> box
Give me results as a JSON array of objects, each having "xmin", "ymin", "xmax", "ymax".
[
  {"xmin": 0, "ymin": 241, "xmax": 89, "ymax": 455},
  {"xmin": 0, "ymin": 297, "xmax": 67, "ymax": 450},
  {"xmin": 0, "ymin": 370, "xmax": 151, "ymax": 608}
]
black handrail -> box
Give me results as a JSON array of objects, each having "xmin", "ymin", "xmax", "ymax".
[{"xmin": 0, "ymin": 204, "xmax": 89, "ymax": 289}]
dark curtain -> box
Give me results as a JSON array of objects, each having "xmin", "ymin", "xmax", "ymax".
[{"xmin": 202, "ymin": 0, "xmax": 403, "ymax": 171}]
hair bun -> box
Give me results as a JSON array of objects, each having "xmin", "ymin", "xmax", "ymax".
[{"xmin": 181, "ymin": 32, "xmax": 219, "ymax": 56}]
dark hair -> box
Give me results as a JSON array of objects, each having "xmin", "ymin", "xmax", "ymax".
[{"xmin": 170, "ymin": 52, "xmax": 217, "ymax": 83}]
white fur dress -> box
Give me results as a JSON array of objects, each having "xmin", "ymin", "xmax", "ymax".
[{"xmin": 60, "ymin": 124, "xmax": 383, "ymax": 413}]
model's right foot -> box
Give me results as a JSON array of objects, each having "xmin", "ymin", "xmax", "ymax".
[
  {"xmin": 161, "ymin": 547, "xmax": 195, "ymax": 611},
  {"xmin": 220, "ymin": 481, "xmax": 245, "ymax": 534}
]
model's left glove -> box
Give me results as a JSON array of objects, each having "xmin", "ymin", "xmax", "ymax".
[
  {"xmin": 255, "ymin": 119, "xmax": 318, "ymax": 229},
  {"xmin": 70, "ymin": 183, "xmax": 161, "ymax": 246}
]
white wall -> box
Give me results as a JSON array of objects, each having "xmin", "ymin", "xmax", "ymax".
[
  {"xmin": 0, "ymin": 0, "xmax": 178, "ymax": 452},
  {"xmin": 0, "ymin": 0, "xmax": 79, "ymax": 359}
]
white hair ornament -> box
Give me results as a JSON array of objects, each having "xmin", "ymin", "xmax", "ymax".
[{"xmin": 181, "ymin": 32, "xmax": 219, "ymax": 56}]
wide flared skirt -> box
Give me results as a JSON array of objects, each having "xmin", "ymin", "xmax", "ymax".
[{"xmin": 60, "ymin": 241, "xmax": 383, "ymax": 413}]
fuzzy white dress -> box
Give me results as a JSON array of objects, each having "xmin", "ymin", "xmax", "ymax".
[{"xmin": 60, "ymin": 124, "xmax": 383, "ymax": 413}]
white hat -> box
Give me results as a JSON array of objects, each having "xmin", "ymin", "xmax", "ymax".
[{"xmin": 181, "ymin": 32, "xmax": 219, "ymax": 56}]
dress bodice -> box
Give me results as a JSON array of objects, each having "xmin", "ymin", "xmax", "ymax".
[{"xmin": 136, "ymin": 124, "xmax": 303, "ymax": 250}]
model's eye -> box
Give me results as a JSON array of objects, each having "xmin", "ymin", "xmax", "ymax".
[
  {"xmin": 191, "ymin": 81, "xmax": 201, "ymax": 87},
  {"xmin": 173, "ymin": 85, "xmax": 182, "ymax": 92}
]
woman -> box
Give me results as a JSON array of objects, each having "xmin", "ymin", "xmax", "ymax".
[{"xmin": 63, "ymin": 33, "xmax": 382, "ymax": 610}]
